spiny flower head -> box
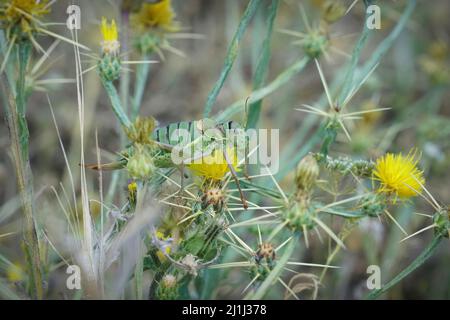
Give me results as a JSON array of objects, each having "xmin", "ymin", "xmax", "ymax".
[
  {"xmin": 1, "ymin": 0, "xmax": 50, "ymax": 22},
  {"xmin": 373, "ymin": 150, "xmax": 425, "ymax": 200},
  {"xmin": 100, "ymin": 17, "xmax": 120, "ymax": 55},
  {"xmin": 188, "ymin": 147, "xmax": 240, "ymax": 181},
  {"xmin": 0, "ymin": 0, "xmax": 50, "ymax": 35},
  {"xmin": 302, "ymin": 29, "xmax": 329, "ymax": 59},
  {"xmin": 255, "ymin": 243, "xmax": 276, "ymax": 264},
  {"xmin": 126, "ymin": 144, "xmax": 155, "ymax": 180},
  {"xmin": 125, "ymin": 116, "xmax": 157, "ymax": 145},
  {"xmin": 131, "ymin": 0, "xmax": 179, "ymax": 33},
  {"xmin": 201, "ymin": 187, "xmax": 225, "ymax": 212}
]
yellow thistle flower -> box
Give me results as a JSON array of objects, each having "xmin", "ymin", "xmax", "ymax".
[
  {"xmin": 188, "ymin": 147, "xmax": 240, "ymax": 181},
  {"xmin": 100, "ymin": 17, "xmax": 120, "ymax": 55},
  {"xmin": 373, "ymin": 150, "xmax": 425, "ymax": 200},
  {"xmin": 131, "ymin": 0, "xmax": 179, "ymax": 32}
]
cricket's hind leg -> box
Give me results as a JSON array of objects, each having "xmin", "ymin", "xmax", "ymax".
[{"xmin": 222, "ymin": 149, "xmax": 248, "ymax": 210}]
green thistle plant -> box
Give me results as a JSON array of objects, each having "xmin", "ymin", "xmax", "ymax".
[{"xmin": 3, "ymin": 0, "xmax": 449, "ymax": 302}]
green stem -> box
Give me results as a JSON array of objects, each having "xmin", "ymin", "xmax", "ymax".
[
  {"xmin": 367, "ymin": 234, "xmax": 444, "ymax": 300},
  {"xmin": 131, "ymin": 53, "xmax": 151, "ymax": 120},
  {"xmin": 216, "ymin": 56, "xmax": 310, "ymax": 122},
  {"xmin": 246, "ymin": 0, "xmax": 279, "ymax": 129},
  {"xmin": 1, "ymin": 41, "xmax": 43, "ymax": 299},
  {"xmin": 203, "ymin": 0, "xmax": 262, "ymax": 118},
  {"xmin": 120, "ymin": 11, "xmax": 130, "ymax": 116},
  {"xmin": 278, "ymin": 71, "xmax": 343, "ymax": 168},
  {"xmin": 319, "ymin": 221, "xmax": 356, "ymax": 283},
  {"xmin": 319, "ymin": 123, "xmax": 337, "ymax": 158},
  {"xmin": 101, "ymin": 78, "xmax": 132, "ymax": 129}
]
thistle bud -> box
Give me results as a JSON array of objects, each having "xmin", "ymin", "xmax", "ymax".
[
  {"xmin": 162, "ymin": 274, "xmax": 177, "ymax": 288},
  {"xmin": 251, "ymin": 243, "xmax": 276, "ymax": 281},
  {"xmin": 433, "ymin": 207, "xmax": 450, "ymax": 238},
  {"xmin": 126, "ymin": 145, "xmax": 155, "ymax": 180},
  {"xmin": 156, "ymin": 274, "xmax": 179, "ymax": 300},
  {"xmin": 358, "ymin": 193, "xmax": 386, "ymax": 218},
  {"xmin": 135, "ymin": 33, "xmax": 164, "ymax": 55},
  {"xmin": 303, "ymin": 30, "xmax": 328, "ymax": 59},
  {"xmin": 98, "ymin": 55, "xmax": 122, "ymax": 81},
  {"xmin": 284, "ymin": 201, "xmax": 316, "ymax": 232},
  {"xmin": 295, "ymin": 154, "xmax": 319, "ymax": 192},
  {"xmin": 321, "ymin": 0, "xmax": 346, "ymax": 24}
]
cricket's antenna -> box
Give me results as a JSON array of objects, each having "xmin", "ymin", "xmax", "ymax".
[{"xmin": 244, "ymin": 96, "xmax": 251, "ymax": 127}]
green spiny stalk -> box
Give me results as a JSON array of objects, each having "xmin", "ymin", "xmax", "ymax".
[
  {"xmin": 1, "ymin": 41, "xmax": 43, "ymax": 299},
  {"xmin": 120, "ymin": 10, "xmax": 131, "ymax": 118},
  {"xmin": 101, "ymin": 78, "xmax": 132, "ymax": 129}
]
